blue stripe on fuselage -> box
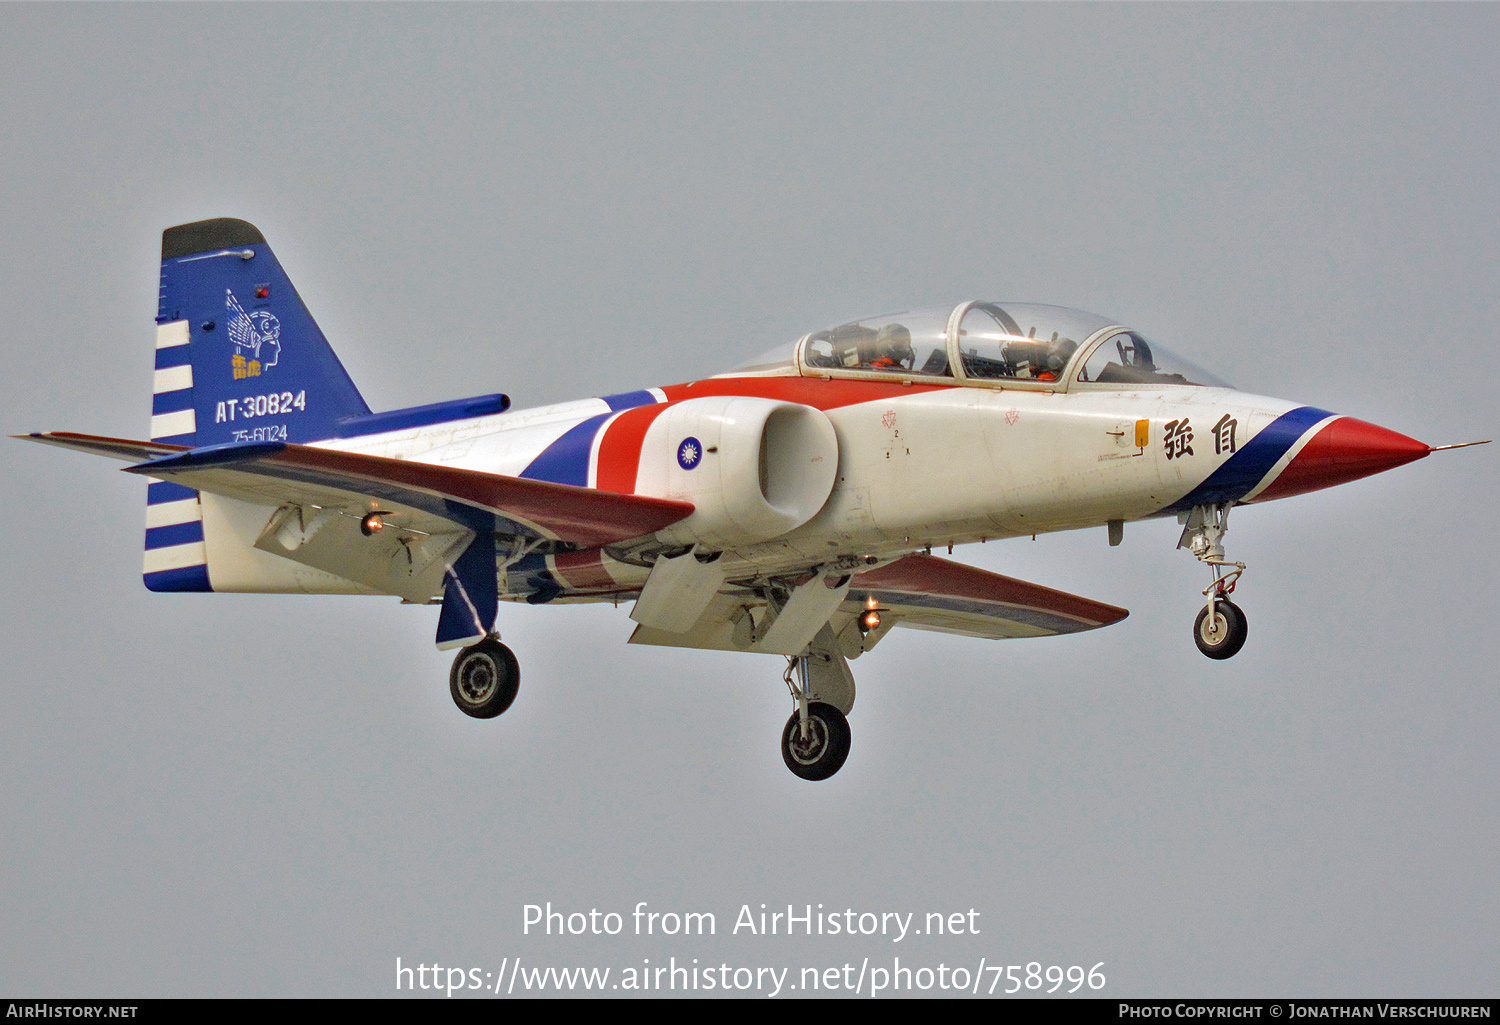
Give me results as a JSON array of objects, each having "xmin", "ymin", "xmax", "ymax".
[
  {"xmin": 1160, "ymin": 406, "xmax": 1333, "ymax": 514},
  {"xmin": 518, "ymin": 413, "xmax": 611, "ymax": 487},
  {"xmin": 603, "ymin": 390, "xmax": 656, "ymax": 412},
  {"xmin": 517, "ymin": 391, "xmax": 660, "ymax": 486}
]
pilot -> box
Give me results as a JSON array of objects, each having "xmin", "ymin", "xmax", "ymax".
[
  {"xmin": 1035, "ymin": 336, "xmax": 1078, "ymax": 382},
  {"xmin": 998, "ymin": 330, "xmax": 1078, "ymax": 381},
  {"xmin": 870, "ymin": 323, "xmax": 915, "ymax": 371}
]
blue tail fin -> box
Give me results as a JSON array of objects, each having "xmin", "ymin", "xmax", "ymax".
[
  {"xmin": 145, "ymin": 217, "xmax": 371, "ymax": 591},
  {"xmin": 154, "ymin": 217, "xmax": 370, "ymax": 447}
]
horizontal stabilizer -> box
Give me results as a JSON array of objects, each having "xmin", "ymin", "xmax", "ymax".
[
  {"xmin": 120, "ymin": 440, "xmax": 694, "ymax": 546},
  {"xmin": 16, "ymin": 431, "xmax": 189, "ymax": 463}
]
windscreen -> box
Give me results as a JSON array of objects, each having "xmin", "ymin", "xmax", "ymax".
[
  {"xmin": 1075, "ymin": 331, "xmax": 1231, "ymax": 388},
  {"xmin": 724, "ymin": 340, "xmax": 800, "ymax": 375}
]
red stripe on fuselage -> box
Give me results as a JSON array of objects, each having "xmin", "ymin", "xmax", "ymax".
[
  {"xmin": 595, "ymin": 403, "xmax": 670, "ymax": 494},
  {"xmin": 659, "ymin": 376, "xmax": 951, "ymax": 410},
  {"xmin": 593, "ymin": 376, "xmax": 953, "ymax": 494},
  {"xmin": 1251, "ymin": 416, "xmax": 1429, "ymax": 503}
]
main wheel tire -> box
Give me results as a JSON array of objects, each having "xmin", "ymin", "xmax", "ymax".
[
  {"xmin": 449, "ymin": 639, "xmax": 520, "ymax": 719},
  {"xmin": 1194, "ymin": 599, "xmax": 1248, "ymax": 660},
  {"xmin": 781, "ymin": 701, "xmax": 852, "ymax": 781}
]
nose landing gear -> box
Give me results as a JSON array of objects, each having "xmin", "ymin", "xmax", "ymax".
[
  {"xmin": 1180, "ymin": 502, "xmax": 1249, "ymax": 660},
  {"xmin": 449, "ymin": 636, "xmax": 520, "ymax": 718}
]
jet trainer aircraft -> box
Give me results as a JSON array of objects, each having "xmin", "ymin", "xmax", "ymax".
[{"xmin": 21, "ymin": 218, "xmax": 1486, "ymax": 780}]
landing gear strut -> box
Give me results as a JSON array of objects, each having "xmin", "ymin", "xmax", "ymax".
[
  {"xmin": 1179, "ymin": 502, "xmax": 1249, "ymax": 660},
  {"xmin": 780, "ymin": 655, "xmax": 851, "ymax": 781},
  {"xmin": 449, "ymin": 636, "xmax": 520, "ymax": 718}
]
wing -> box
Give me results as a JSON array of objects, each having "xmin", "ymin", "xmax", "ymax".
[
  {"xmin": 842, "ymin": 553, "xmax": 1128, "ymax": 641},
  {"xmin": 22, "ymin": 432, "xmax": 693, "ymax": 546}
]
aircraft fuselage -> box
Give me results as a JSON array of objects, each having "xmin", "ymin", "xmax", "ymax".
[{"xmin": 300, "ymin": 374, "xmax": 1418, "ymax": 603}]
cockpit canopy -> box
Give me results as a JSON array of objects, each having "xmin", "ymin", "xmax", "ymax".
[
  {"xmin": 804, "ymin": 309, "xmax": 953, "ymax": 377},
  {"xmin": 727, "ymin": 301, "xmax": 1230, "ymax": 389}
]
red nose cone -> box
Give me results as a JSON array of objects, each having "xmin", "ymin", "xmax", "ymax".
[{"xmin": 1255, "ymin": 417, "xmax": 1430, "ymax": 502}]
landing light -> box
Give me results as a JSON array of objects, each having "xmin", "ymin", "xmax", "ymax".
[
  {"xmin": 858, "ymin": 608, "xmax": 882, "ymax": 635},
  {"xmin": 360, "ymin": 512, "xmax": 385, "ymax": 536}
]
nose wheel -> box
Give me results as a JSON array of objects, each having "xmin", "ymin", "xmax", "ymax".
[
  {"xmin": 1194, "ymin": 598, "xmax": 1247, "ymax": 659},
  {"xmin": 449, "ymin": 637, "xmax": 520, "ymax": 718},
  {"xmin": 1179, "ymin": 502, "xmax": 1250, "ymax": 660}
]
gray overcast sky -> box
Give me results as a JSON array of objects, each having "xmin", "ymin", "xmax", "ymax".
[{"xmin": 2, "ymin": 3, "xmax": 1496, "ymax": 998}]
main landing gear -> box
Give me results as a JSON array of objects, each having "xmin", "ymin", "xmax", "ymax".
[
  {"xmin": 449, "ymin": 636, "xmax": 520, "ymax": 718},
  {"xmin": 780, "ymin": 655, "xmax": 852, "ymax": 781},
  {"xmin": 445, "ymin": 629, "xmax": 859, "ymax": 782},
  {"xmin": 1180, "ymin": 502, "xmax": 1249, "ymax": 660}
]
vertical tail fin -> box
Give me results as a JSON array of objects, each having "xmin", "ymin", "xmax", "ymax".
[{"xmin": 145, "ymin": 217, "xmax": 372, "ymax": 591}]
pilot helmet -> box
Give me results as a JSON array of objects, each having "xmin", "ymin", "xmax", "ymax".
[
  {"xmin": 1046, "ymin": 337, "xmax": 1078, "ymax": 372},
  {"xmin": 875, "ymin": 323, "xmax": 914, "ymax": 362}
]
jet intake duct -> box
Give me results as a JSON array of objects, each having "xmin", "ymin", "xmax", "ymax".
[{"xmin": 636, "ymin": 396, "xmax": 839, "ymax": 548}]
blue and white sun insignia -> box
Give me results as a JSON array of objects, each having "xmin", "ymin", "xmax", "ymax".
[
  {"xmin": 677, "ymin": 437, "xmax": 702, "ymax": 471},
  {"xmin": 226, "ymin": 288, "xmax": 282, "ymax": 380}
]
